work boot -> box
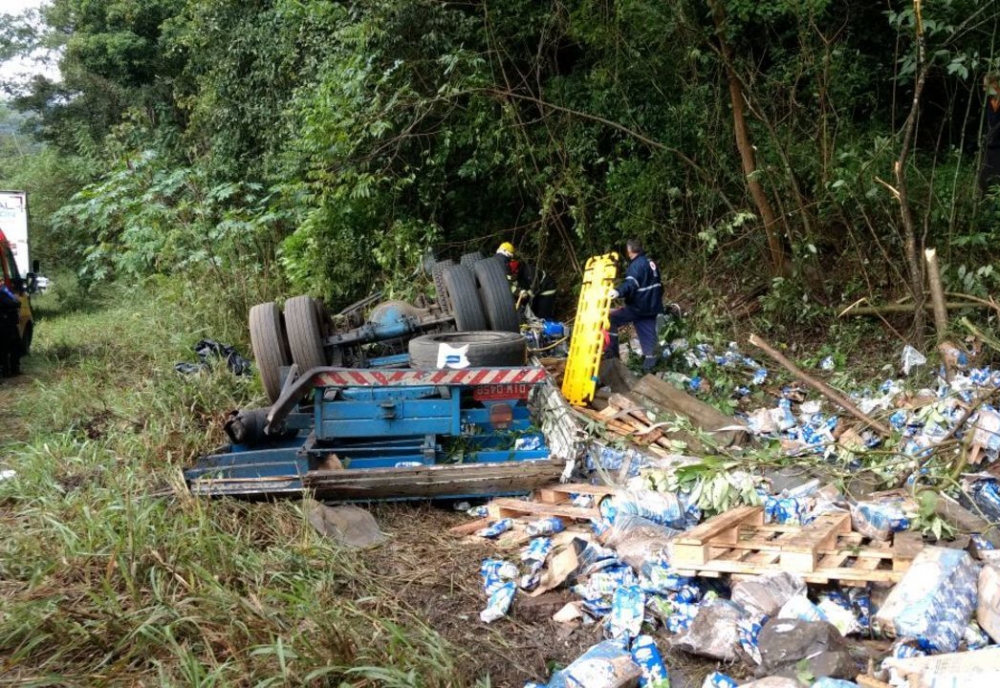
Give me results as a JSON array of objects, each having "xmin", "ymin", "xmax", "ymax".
[{"xmin": 642, "ymin": 355, "xmax": 658, "ymax": 372}]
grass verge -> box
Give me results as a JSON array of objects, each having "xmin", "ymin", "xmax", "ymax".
[{"xmin": 0, "ymin": 282, "xmax": 467, "ymax": 687}]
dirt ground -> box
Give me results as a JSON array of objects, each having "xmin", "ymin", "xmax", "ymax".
[{"xmin": 362, "ymin": 503, "xmax": 723, "ymax": 688}]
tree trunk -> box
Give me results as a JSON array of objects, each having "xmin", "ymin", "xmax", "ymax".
[
  {"xmin": 708, "ymin": 0, "xmax": 786, "ymax": 276},
  {"xmin": 895, "ymin": 1, "xmax": 929, "ymax": 340}
]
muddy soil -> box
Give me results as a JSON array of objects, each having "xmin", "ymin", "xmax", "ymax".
[{"xmin": 363, "ymin": 504, "xmax": 724, "ymax": 688}]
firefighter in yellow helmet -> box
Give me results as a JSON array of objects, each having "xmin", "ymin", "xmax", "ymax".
[{"xmin": 495, "ymin": 242, "xmax": 557, "ymax": 319}]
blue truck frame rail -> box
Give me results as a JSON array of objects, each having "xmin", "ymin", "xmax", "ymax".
[{"xmin": 185, "ymin": 365, "xmax": 563, "ymax": 500}]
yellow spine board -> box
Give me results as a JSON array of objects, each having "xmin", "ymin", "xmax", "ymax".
[{"xmin": 561, "ymin": 253, "xmax": 618, "ymax": 406}]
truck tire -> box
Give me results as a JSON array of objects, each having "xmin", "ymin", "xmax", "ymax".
[
  {"xmin": 432, "ymin": 259, "xmax": 454, "ymax": 312},
  {"xmin": 443, "ymin": 264, "xmax": 487, "ymax": 331},
  {"xmin": 249, "ymin": 302, "xmax": 291, "ymax": 402},
  {"xmin": 473, "ymin": 256, "xmax": 519, "ymax": 332},
  {"xmin": 408, "ymin": 331, "xmax": 527, "ymax": 368},
  {"xmin": 285, "ymin": 295, "xmax": 327, "ymax": 374},
  {"xmin": 459, "ymin": 251, "xmax": 484, "ymax": 267}
]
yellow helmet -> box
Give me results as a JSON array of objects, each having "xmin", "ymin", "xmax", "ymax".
[{"xmin": 497, "ymin": 241, "xmax": 515, "ymax": 258}]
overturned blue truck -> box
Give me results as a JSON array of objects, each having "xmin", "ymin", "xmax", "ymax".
[{"xmin": 186, "ymin": 254, "xmax": 575, "ymax": 502}]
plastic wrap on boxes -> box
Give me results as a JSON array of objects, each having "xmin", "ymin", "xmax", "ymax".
[
  {"xmin": 902, "ymin": 345, "xmax": 927, "ymax": 375},
  {"xmin": 964, "ymin": 621, "xmax": 991, "ymax": 650},
  {"xmin": 883, "ymin": 647, "xmax": 1000, "ymax": 688},
  {"xmin": 978, "ymin": 563, "xmax": 1000, "ymax": 643},
  {"xmin": 764, "ymin": 496, "xmax": 809, "ymax": 525},
  {"xmin": 968, "ymin": 478, "xmax": 1000, "ymax": 522},
  {"xmin": 701, "ymin": 672, "xmax": 738, "ymax": 688},
  {"xmin": 817, "ymin": 591, "xmax": 862, "ymax": 636},
  {"xmin": 601, "ymin": 513, "xmax": 680, "ymax": 571},
  {"xmin": 526, "ymin": 517, "xmax": 565, "ymax": 536},
  {"xmin": 480, "ymin": 581, "xmax": 515, "ymax": 623},
  {"xmin": 737, "ymin": 615, "xmax": 766, "ymax": 664},
  {"xmin": 606, "ymin": 585, "xmax": 645, "ymax": 640},
  {"xmin": 778, "ymin": 595, "xmax": 830, "ymax": 624},
  {"xmin": 671, "ymin": 598, "xmax": 746, "ymax": 662},
  {"xmin": 602, "ymin": 490, "xmax": 687, "ymax": 530},
  {"xmin": 539, "ymin": 639, "xmax": 642, "ymax": 688},
  {"xmin": 874, "ymin": 546, "xmax": 980, "ymax": 653},
  {"xmin": 477, "ymin": 518, "xmax": 514, "ymax": 538},
  {"xmin": 850, "ymin": 500, "xmax": 911, "ymax": 541},
  {"xmin": 731, "ymin": 572, "xmax": 806, "ymax": 617},
  {"xmin": 630, "ymin": 634, "xmax": 670, "ymax": 688},
  {"xmin": 639, "ymin": 558, "xmax": 696, "ymax": 595}
]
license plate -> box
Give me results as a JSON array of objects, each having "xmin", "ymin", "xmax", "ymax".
[{"xmin": 473, "ymin": 383, "xmax": 531, "ymax": 401}]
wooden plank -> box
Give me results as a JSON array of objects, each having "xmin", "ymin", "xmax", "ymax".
[
  {"xmin": 487, "ymin": 497, "xmax": 599, "ymax": 521},
  {"xmin": 817, "ymin": 552, "xmax": 851, "ymax": 569},
  {"xmin": 448, "ymin": 517, "xmax": 492, "ymax": 536},
  {"xmin": 892, "ymin": 531, "xmax": 924, "ymax": 569},
  {"xmin": 676, "ymin": 506, "xmax": 763, "ymax": 545},
  {"xmin": 684, "ymin": 557, "xmax": 905, "ymax": 583},
  {"xmin": 783, "ymin": 512, "xmax": 853, "ymax": 553},
  {"xmin": 745, "ymin": 551, "xmax": 781, "ymax": 565},
  {"xmin": 631, "ymin": 374, "xmax": 748, "ymax": 446},
  {"xmin": 673, "ymin": 506, "xmax": 762, "ymax": 567},
  {"xmin": 852, "ymin": 554, "xmax": 884, "ymax": 572},
  {"xmin": 856, "ymin": 675, "xmax": 892, "ymax": 688},
  {"xmin": 538, "ymin": 483, "xmax": 617, "ymax": 497}
]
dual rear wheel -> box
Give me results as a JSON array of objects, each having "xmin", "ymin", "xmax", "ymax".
[{"xmin": 250, "ymin": 255, "xmax": 520, "ymax": 402}]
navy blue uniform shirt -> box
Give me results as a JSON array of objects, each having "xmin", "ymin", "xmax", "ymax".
[{"xmin": 616, "ymin": 252, "xmax": 663, "ymax": 317}]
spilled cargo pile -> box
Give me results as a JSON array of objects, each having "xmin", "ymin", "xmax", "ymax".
[{"xmin": 455, "ymin": 339, "xmax": 1000, "ymax": 688}]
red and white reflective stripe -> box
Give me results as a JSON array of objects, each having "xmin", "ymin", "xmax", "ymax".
[{"xmin": 313, "ymin": 367, "xmax": 548, "ymax": 388}]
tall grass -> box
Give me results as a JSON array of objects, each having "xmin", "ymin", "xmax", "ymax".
[{"xmin": 0, "ymin": 282, "xmax": 460, "ymax": 686}]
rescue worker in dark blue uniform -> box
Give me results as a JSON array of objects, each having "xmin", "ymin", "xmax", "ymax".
[
  {"xmin": 606, "ymin": 238, "xmax": 663, "ymax": 371},
  {"xmin": 496, "ymin": 242, "xmax": 558, "ymax": 320}
]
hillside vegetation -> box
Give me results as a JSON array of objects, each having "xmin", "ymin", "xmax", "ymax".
[{"xmin": 1, "ymin": 0, "xmax": 998, "ymax": 338}]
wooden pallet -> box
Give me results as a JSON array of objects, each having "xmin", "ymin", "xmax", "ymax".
[
  {"xmin": 486, "ymin": 482, "xmax": 613, "ymax": 521},
  {"xmin": 671, "ymin": 505, "xmax": 923, "ymax": 585}
]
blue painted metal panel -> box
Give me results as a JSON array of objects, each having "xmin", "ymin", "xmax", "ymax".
[
  {"xmin": 368, "ymin": 353, "xmax": 411, "ymax": 368},
  {"xmin": 339, "ymin": 386, "xmax": 439, "ymax": 402},
  {"xmin": 186, "ymin": 447, "xmax": 309, "ymax": 480},
  {"xmin": 317, "ymin": 392, "xmax": 461, "ymax": 439}
]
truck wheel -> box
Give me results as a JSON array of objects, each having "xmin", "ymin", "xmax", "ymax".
[
  {"xmin": 432, "ymin": 259, "xmax": 454, "ymax": 312},
  {"xmin": 408, "ymin": 331, "xmax": 527, "ymax": 368},
  {"xmin": 249, "ymin": 302, "xmax": 291, "ymax": 403},
  {"xmin": 473, "ymin": 256, "xmax": 519, "ymax": 332},
  {"xmin": 459, "ymin": 251, "xmax": 484, "ymax": 267},
  {"xmin": 285, "ymin": 295, "xmax": 327, "ymax": 374},
  {"xmin": 443, "ymin": 264, "xmax": 487, "ymax": 331}
]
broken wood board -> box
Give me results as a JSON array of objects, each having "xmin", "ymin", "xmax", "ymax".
[
  {"xmin": 671, "ymin": 506, "xmax": 922, "ymax": 584},
  {"xmin": 534, "ymin": 482, "xmax": 616, "ymax": 505},
  {"xmin": 487, "ymin": 497, "xmax": 600, "ymax": 521},
  {"xmin": 305, "ymin": 459, "xmax": 564, "ymax": 500},
  {"xmin": 448, "ymin": 517, "xmax": 492, "ymax": 536},
  {"xmin": 631, "ymin": 374, "xmax": 748, "ymax": 446}
]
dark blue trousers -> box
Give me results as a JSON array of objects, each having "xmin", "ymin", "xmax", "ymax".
[{"xmin": 607, "ymin": 306, "xmax": 658, "ymax": 358}]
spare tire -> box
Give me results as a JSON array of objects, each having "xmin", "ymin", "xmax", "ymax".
[
  {"xmin": 432, "ymin": 259, "xmax": 454, "ymax": 311},
  {"xmin": 285, "ymin": 295, "xmax": 327, "ymax": 374},
  {"xmin": 459, "ymin": 251, "xmax": 484, "ymax": 267},
  {"xmin": 473, "ymin": 256, "xmax": 519, "ymax": 332},
  {"xmin": 443, "ymin": 264, "xmax": 487, "ymax": 331},
  {"xmin": 408, "ymin": 331, "xmax": 527, "ymax": 368},
  {"xmin": 249, "ymin": 302, "xmax": 291, "ymax": 402}
]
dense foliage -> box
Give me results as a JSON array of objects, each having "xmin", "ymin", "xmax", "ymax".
[{"xmin": 3, "ymin": 0, "xmax": 1000, "ymax": 329}]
